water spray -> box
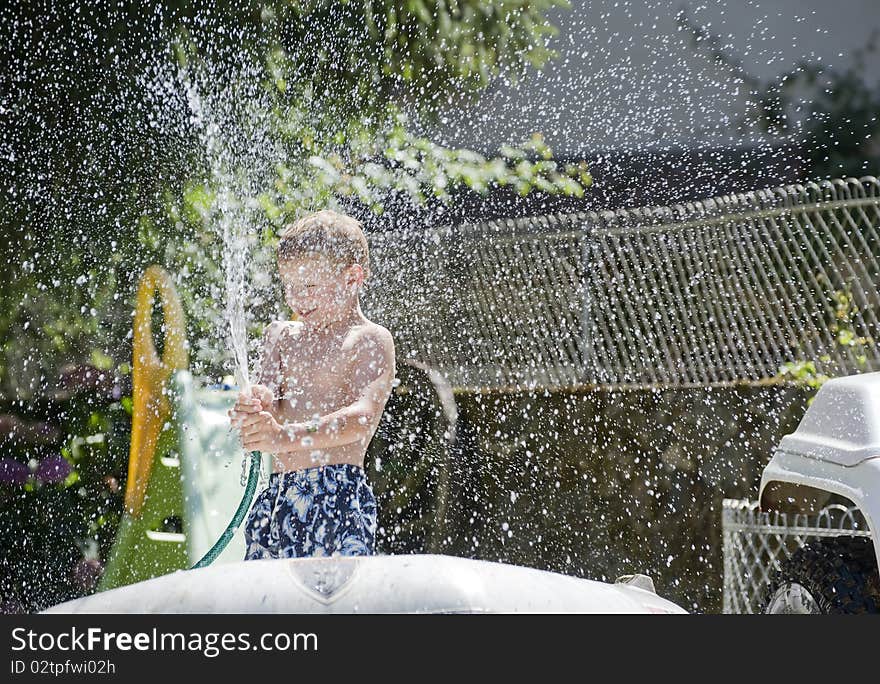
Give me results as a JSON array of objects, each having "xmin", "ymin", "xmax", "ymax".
[{"xmin": 180, "ymin": 61, "xmax": 274, "ymax": 569}]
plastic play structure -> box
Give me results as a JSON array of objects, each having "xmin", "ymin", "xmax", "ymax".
[
  {"xmin": 757, "ymin": 372, "xmax": 880, "ymax": 613},
  {"xmin": 98, "ymin": 266, "xmax": 269, "ymax": 591},
  {"xmin": 48, "ymin": 553, "xmax": 685, "ymax": 614},
  {"xmin": 723, "ymin": 372, "xmax": 880, "ymax": 614}
]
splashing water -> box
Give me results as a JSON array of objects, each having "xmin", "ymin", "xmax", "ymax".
[
  {"xmin": 178, "ymin": 62, "xmax": 262, "ymax": 393},
  {"xmin": 1, "ymin": 0, "xmax": 878, "ymax": 614},
  {"xmin": 170, "ymin": 54, "xmax": 288, "ymax": 493}
]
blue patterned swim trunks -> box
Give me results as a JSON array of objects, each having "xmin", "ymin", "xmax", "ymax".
[{"xmin": 243, "ymin": 463, "xmax": 378, "ymax": 560}]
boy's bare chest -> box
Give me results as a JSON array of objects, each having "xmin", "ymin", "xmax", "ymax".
[{"xmin": 276, "ymin": 334, "xmax": 353, "ymax": 413}]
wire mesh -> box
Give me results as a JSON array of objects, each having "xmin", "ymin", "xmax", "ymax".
[
  {"xmin": 721, "ymin": 498, "xmax": 872, "ymax": 614},
  {"xmin": 365, "ymin": 176, "xmax": 880, "ymax": 390}
]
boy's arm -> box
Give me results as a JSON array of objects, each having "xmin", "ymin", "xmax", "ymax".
[{"xmin": 276, "ymin": 330, "xmax": 395, "ymax": 455}]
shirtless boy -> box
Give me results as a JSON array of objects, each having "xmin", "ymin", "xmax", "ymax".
[{"xmin": 228, "ymin": 209, "xmax": 396, "ymax": 559}]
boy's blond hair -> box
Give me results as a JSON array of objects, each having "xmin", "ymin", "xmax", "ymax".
[{"xmin": 277, "ymin": 209, "xmax": 370, "ymax": 279}]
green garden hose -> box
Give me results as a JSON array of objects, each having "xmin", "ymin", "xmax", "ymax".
[{"xmin": 190, "ymin": 450, "xmax": 262, "ymax": 568}]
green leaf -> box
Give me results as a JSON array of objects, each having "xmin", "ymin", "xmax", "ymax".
[{"xmin": 90, "ymin": 349, "xmax": 114, "ymax": 371}]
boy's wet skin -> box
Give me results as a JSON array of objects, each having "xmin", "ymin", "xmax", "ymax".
[
  {"xmin": 267, "ymin": 314, "xmax": 392, "ymax": 471},
  {"xmin": 229, "ymin": 253, "xmax": 396, "ymax": 474}
]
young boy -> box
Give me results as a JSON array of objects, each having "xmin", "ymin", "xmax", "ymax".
[{"xmin": 228, "ymin": 209, "xmax": 395, "ymax": 560}]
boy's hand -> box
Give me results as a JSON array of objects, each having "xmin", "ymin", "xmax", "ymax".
[
  {"xmin": 228, "ymin": 384, "xmax": 275, "ymax": 426},
  {"xmin": 236, "ymin": 411, "xmax": 285, "ymax": 453},
  {"xmin": 250, "ymin": 384, "xmax": 275, "ymax": 409}
]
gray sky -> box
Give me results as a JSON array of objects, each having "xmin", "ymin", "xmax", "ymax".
[{"xmin": 426, "ymin": 0, "xmax": 880, "ymax": 156}]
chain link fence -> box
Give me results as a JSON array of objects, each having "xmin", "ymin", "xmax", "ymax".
[
  {"xmin": 722, "ymin": 498, "xmax": 872, "ymax": 613},
  {"xmin": 365, "ymin": 176, "xmax": 880, "ymax": 391}
]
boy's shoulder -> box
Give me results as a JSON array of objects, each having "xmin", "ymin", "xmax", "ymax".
[{"xmin": 344, "ymin": 319, "xmax": 395, "ymax": 356}]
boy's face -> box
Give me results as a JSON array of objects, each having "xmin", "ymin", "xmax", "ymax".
[{"xmin": 278, "ymin": 255, "xmax": 360, "ymax": 325}]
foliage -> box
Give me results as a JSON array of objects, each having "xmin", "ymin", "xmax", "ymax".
[
  {"xmin": 256, "ymin": 0, "xmax": 568, "ymax": 112},
  {"xmin": 777, "ymin": 288, "xmax": 875, "ymax": 401},
  {"xmin": 0, "ymin": 378, "xmax": 131, "ymax": 613},
  {"xmin": 0, "ymin": 0, "xmax": 590, "ymax": 397}
]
